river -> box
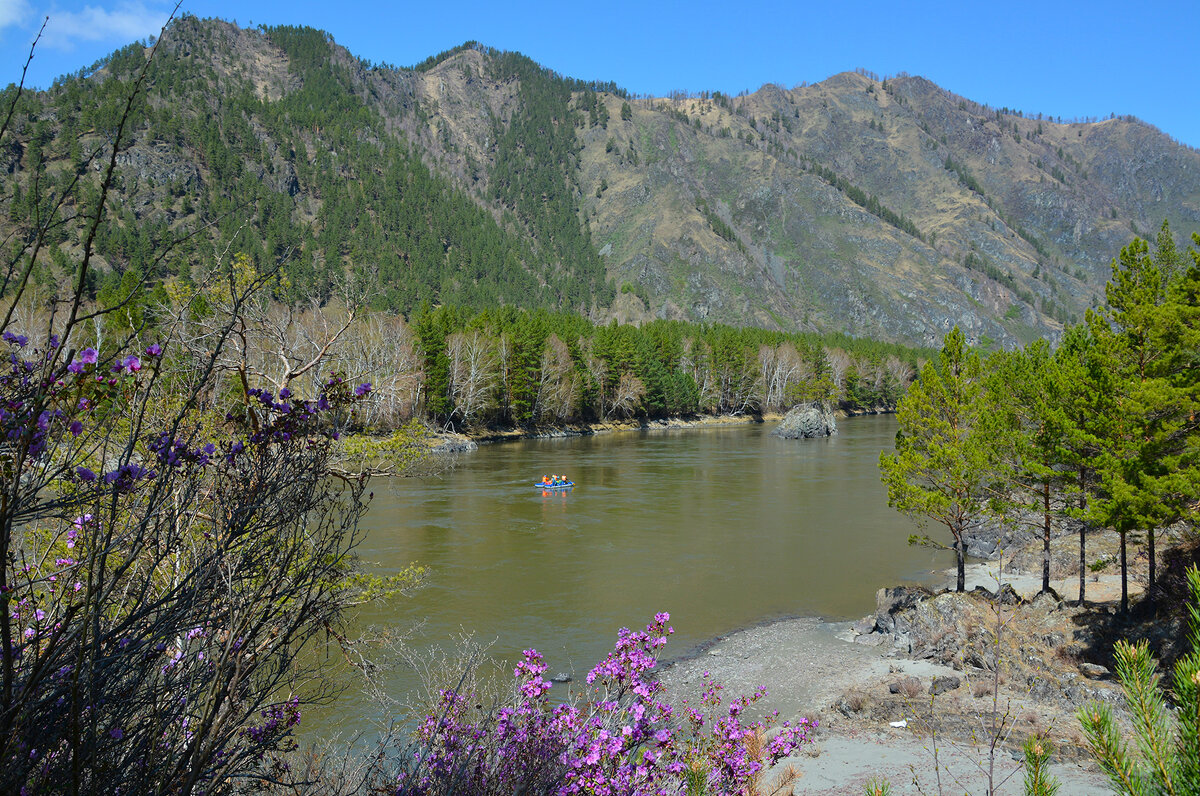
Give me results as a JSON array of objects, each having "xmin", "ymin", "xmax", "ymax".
[{"xmin": 308, "ymin": 415, "xmax": 954, "ymax": 734}]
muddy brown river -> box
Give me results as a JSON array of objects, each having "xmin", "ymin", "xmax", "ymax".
[{"xmin": 308, "ymin": 415, "xmax": 954, "ymax": 734}]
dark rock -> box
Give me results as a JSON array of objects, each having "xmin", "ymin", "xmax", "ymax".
[
  {"xmin": 972, "ymin": 583, "xmax": 1023, "ymax": 605},
  {"xmin": 930, "ymin": 675, "xmax": 961, "ymax": 695},
  {"xmin": 772, "ymin": 403, "xmax": 837, "ymax": 439},
  {"xmin": 834, "ymin": 693, "xmax": 866, "ymax": 716},
  {"xmin": 888, "ymin": 676, "xmax": 922, "ymax": 696},
  {"xmin": 1078, "ymin": 663, "xmax": 1110, "ymax": 680},
  {"xmin": 1, "ymin": 140, "xmax": 22, "ymax": 174},
  {"xmin": 549, "ymin": 672, "xmax": 572, "ymax": 683},
  {"xmin": 1031, "ymin": 589, "xmax": 1064, "ymax": 611},
  {"xmin": 875, "ymin": 585, "xmax": 935, "ymax": 636}
]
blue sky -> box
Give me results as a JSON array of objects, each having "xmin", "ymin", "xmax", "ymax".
[{"xmin": 1, "ymin": 0, "xmax": 1196, "ymax": 148}]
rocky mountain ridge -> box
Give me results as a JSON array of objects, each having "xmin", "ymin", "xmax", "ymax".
[{"xmin": 5, "ymin": 17, "xmax": 1198, "ymax": 346}]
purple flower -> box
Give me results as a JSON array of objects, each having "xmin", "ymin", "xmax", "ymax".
[
  {"xmin": 145, "ymin": 343, "xmax": 162, "ymax": 357},
  {"xmin": 278, "ymin": 387, "xmax": 291, "ymax": 399},
  {"xmin": 67, "ymin": 360, "xmax": 84, "ymax": 374},
  {"xmin": 103, "ymin": 463, "xmax": 154, "ymax": 492},
  {"xmin": 69, "ymin": 420, "xmax": 83, "ymax": 437},
  {"xmin": 75, "ymin": 467, "xmax": 96, "ymax": 482},
  {"xmin": 354, "ymin": 382, "xmax": 372, "ymax": 397},
  {"xmin": 80, "ymin": 348, "xmax": 98, "ymax": 365},
  {"xmin": 122, "ymin": 355, "xmax": 141, "ymax": 373},
  {"xmin": 109, "ymin": 727, "xmax": 123, "ymax": 740}
]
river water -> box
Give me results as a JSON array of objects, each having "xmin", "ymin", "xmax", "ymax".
[{"xmin": 311, "ymin": 415, "xmax": 953, "ymax": 733}]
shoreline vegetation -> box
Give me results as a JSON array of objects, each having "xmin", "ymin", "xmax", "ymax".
[{"xmin": 422, "ymin": 405, "xmax": 891, "ymax": 452}]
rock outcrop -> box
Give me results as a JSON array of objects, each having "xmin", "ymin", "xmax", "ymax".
[{"xmin": 772, "ymin": 403, "xmax": 837, "ymax": 439}]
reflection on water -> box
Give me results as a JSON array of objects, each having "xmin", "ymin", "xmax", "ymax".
[{"xmin": 311, "ymin": 415, "xmax": 951, "ymax": 732}]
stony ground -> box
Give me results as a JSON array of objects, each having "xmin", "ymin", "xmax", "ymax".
[{"xmin": 656, "ymin": 535, "xmax": 1157, "ymax": 795}]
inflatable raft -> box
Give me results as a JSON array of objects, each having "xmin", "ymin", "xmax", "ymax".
[{"xmin": 534, "ymin": 481, "xmax": 574, "ymax": 489}]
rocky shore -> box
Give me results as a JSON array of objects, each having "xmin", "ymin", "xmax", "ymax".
[
  {"xmin": 657, "ymin": 522, "xmax": 1179, "ymax": 795},
  {"xmin": 423, "ymin": 405, "xmax": 891, "ymax": 452},
  {"xmin": 423, "ymin": 412, "xmax": 787, "ymax": 452}
]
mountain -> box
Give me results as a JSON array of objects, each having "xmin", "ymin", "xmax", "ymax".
[{"xmin": 3, "ymin": 17, "xmax": 1198, "ymax": 347}]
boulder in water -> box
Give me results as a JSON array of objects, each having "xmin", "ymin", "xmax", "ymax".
[{"xmin": 772, "ymin": 403, "xmax": 837, "ymax": 439}]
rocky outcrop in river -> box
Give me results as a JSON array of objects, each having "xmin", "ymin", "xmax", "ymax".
[{"xmin": 772, "ymin": 403, "xmax": 837, "ymax": 439}]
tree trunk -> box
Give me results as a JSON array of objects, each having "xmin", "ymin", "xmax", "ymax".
[
  {"xmin": 956, "ymin": 542, "xmax": 966, "ymax": 593},
  {"xmin": 1042, "ymin": 480, "xmax": 1051, "ymax": 594},
  {"xmin": 1078, "ymin": 468, "xmax": 1087, "ymax": 606},
  {"xmin": 1120, "ymin": 531, "xmax": 1128, "ymax": 614},
  {"xmin": 1147, "ymin": 527, "xmax": 1156, "ymax": 607},
  {"xmin": 1079, "ymin": 525, "xmax": 1086, "ymax": 606}
]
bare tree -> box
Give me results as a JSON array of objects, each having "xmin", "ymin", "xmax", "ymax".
[
  {"xmin": 344, "ymin": 312, "xmax": 423, "ymax": 429},
  {"xmin": 758, "ymin": 342, "xmax": 810, "ymax": 411},
  {"xmin": 680, "ymin": 337, "xmax": 719, "ymax": 413},
  {"xmin": 446, "ymin": 329, "xmax": 498, "ymax": 425},
  {"xmin": 610, "ymin": 371, "xmax": 646, "ymax": 418},
  {"xmin": 534, "ymin": 334, "xmax": 577, "ymax": 422},
  {"xmin": 825, "ymin": 347, "xmax": 853, "ymax": 404}
]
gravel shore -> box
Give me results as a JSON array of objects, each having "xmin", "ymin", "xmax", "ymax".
[{"xmin": 659, "ymin": 599, "xmax": 1116, "ymax": 793}]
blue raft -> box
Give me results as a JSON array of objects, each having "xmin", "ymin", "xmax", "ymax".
[{"xmin": 534, "ymin": 480, "xmax": 575, "ymax": 489}]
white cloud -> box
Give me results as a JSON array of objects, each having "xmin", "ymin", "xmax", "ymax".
[
  {"xmin": 0, "ymin": 0, "xmax": 33, "ymax": 31},
  {"xmin": 41, "ymin": 1, "xmax": 171, "ymax": 50}
]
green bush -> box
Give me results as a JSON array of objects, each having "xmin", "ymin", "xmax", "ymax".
[{"xmin": 1077, "ymin": 564, "xmax": 1200, "ymax": 795}]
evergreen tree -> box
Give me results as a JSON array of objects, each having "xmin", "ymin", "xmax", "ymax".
[
  {"xmin": 1053, "ymin": 324, "xmax": 1113, "ymax": 605},
  {"xmin": 1087, "ymin": 237, "xmax": 1200, "ymax": 611},
  {"xmin": 988, "ymin": 341, "xmax": 1072, "ymax": 594},
  {"xmin": 1078, "ymin": 565, "xmax": 1200, "ymax": 795},
  {"xmin": 880, "ymin": 328, "xmax": 994, "ymax": 592}
]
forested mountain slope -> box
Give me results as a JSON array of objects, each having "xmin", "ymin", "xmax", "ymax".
[{"xmin": 3, "ymin": 17, "xmax": 1197, "ymax": 346}]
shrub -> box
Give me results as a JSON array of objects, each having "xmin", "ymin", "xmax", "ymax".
[
  {"xmin": 386, "ymin": 614, "xmax": 816, "ymax": 795},
  {"xmin": 1077, "ymin": 564, "xmax": 1200, "ymax": 795}
]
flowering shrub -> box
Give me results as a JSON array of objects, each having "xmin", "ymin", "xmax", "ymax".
[
  {"xmin": 0, "ymin": 319, "xmax": 380, "ymax": 795},
  {"xmin": 398, "ymin": 614, "xmax": 815, "ymax": 795}
]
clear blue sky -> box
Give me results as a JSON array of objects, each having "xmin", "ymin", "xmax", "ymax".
[{"xmin": 2, "ymin": 0, "xmax": 1196, "ymax": 147}]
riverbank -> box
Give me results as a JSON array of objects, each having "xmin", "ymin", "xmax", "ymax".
[
  {"xmin": 659, "ymin": 614, "xmax": 1111, "ymax": 795},
  {"xmin": 656, "ymin": 526, "xmax": 1175, "ymax": 794},
  {"xmin": 467, "ymin": 411, "xmax": 787, "ymax": 444},
  {"xmin": 424, "ymin": 412, "xmax": 784, "ymax": 452},
  {"xmin": 424, "ymin": 406, "xmax": 895, "ymax": 452}
]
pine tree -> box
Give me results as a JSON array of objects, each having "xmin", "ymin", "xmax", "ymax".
[
  {"xmin": 1087, "ymin": 236, "xmax": 1200, "ymax": 611},
  {"xmin": 987, "ymin": 340, "xmax": 1072, "ymax": 594},
  {"xmin": 1053, "ymin": 324, "xmax": 1114, "ymax": 605},
  {"xmin": 1078, "ymin": 565, "xmax": 1200, "ymax": 795},
  {"xmin": 880, "ymin": 327, "xmax": 994, "ymax": 592}
]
